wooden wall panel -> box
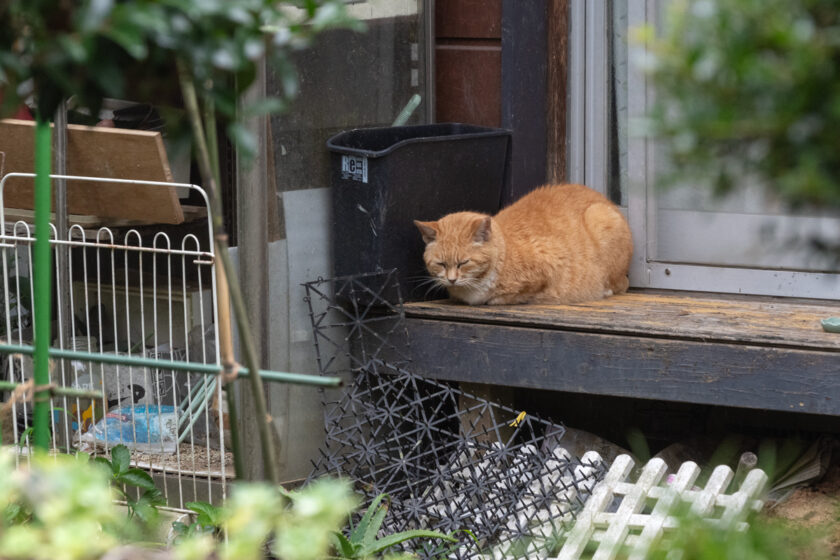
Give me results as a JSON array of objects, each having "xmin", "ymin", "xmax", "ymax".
[
  {"xmin": 436, "ymin": 0, "xmax": 501, "ymax": 39},
  {"xmin": 434, "ymin": 0, "xmax": 502, "ymax": 126},
  {"xmin": 435, "ymin": 45, "xmax": 501, "ymax": 127}
]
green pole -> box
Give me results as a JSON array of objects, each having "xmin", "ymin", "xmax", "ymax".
[
  {"xmin": 33, "ymin": 116, "xmax": 53, "ymax": 451},
  {"xmin": 0, "ymin": 343, "xmax": 342, "ymax": 387}
]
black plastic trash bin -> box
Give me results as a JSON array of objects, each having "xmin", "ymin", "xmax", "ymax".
[{"xmin": 328, "ymin": 123, "xmax": 511, "ymax": 302}]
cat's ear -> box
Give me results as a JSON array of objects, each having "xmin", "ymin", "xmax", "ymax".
[
  {"xmin": 414, "ymin": 220, "xmax": 438, "ymax": 244},
  {"xmin": 472, "ymin": 216, "xmax": 492, "ymax": 243}
]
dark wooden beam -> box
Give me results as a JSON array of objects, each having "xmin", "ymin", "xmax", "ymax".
[
  {"xmin": 547, "ymin": 0, "xmax": 569, "ymax": 184},
  {"xmin": 501, "ymin": 0, "xmax": 549, "ymax": 205},
  {"xmin": 375, "ymin": 318, "xmax": 840, "ymax": 416}
]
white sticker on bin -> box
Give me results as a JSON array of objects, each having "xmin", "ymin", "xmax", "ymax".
[{"xmin": 341, "ymin": 154, "xmax": 368, "ymax": 183}]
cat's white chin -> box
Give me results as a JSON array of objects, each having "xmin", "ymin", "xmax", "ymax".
[
  {"xmin": 447, "ymin": 286, "xmax": 489, "ymax": 305},
  {"xmin": 446, "ymin": 272, "xmax": 497, "ymax": 305}
]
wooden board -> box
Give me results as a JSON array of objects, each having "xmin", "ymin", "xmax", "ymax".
[
  {"xmin": 403, "ymin": 291, "xmax": 840, "ymax": 352},
  {"xmin": 371, "ymin": 318, "xmax": 840, "ymax": 416},
  {"xmin": 0, "ymin": 119, "xmax": 184, "ymax": 224}
]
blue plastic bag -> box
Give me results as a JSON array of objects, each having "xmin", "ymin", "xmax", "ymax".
[{"xmin": 81, "ymin": 404, "xmax": 179, "ymax": 453}]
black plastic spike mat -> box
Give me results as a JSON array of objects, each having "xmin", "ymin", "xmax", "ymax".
[{"xmin": 304, "ymin": 272, "xmax": 606, "ymax": 559}]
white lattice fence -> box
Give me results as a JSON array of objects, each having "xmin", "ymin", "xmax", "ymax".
[{"xmin": 554, "ymin": 454, "xmax": 768, "ymax": 560}]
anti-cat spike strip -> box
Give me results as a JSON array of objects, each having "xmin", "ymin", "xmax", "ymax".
[{"xmin": 304, "ymin": 271, "xmax": 609, "ymax": 560}]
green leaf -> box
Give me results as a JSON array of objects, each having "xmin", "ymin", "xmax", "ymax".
[
  {"xmin": 186, "ymin": 501, "xmax": 222, "ymax": 525},
  {"xmin": 226, "ymin": 121, "xmax": 257, "ymax": 159},
  {"xmin": 147, "ymin": 488, "xmax": 167, "ymax": 505},
  {"xmin": 362, "ymin": 502, "xmax": 388, "ymax": 549},
  {"xmin": 119, "ymin": 468, "xmax": 157, "ymax": 492},
  {"xmin": 77, "ymin": 0, "xmax": 115, "ymax": 32},
  {"xmin": 91, "ymin": 456, "xmax": 113, "ymax": 479},
  {"xmin": 332, "ymin": 531, "xmax": 359, "ymax": 558},
  {"xmin": 4, "ymin": 503, "xmax": 22, "ymax": 524},
  {"xmin": 350, "ymin": 493, "xmax": 388, "ymax": 545},
  {"xmin": 110, "ymin": 444, "xmax": 131, "ymax": 476},
  {"xmin": 17, "ymin": 426, "xmax": 33, "ymax": 448},
  {"xmin": 129, "ymin": 490, "xmax": 163, "ymax": 526},
  {"xmin": 361, "ymin": 530, "xmax": 456, "ymax": 557},
  {"xmin": 104, "ymin": 24, "xmax": 148, "ymax": 59},
  {"xmin": 240, "ymin": 96, "xmax": 286, "ymax": 119}
]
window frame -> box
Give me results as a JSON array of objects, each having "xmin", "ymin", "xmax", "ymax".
[{"xmin": 568, "ymin": 0, "xmax": 840, "ymax": 300}]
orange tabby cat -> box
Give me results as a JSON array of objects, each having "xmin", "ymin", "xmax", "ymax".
[{"xmin": 414, "ymin": 184, "xmax": 632, "ymax": 305}]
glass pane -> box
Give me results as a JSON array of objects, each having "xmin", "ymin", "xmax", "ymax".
[
  {"xmin": 612, "ymin": 0, "xmax": 839, "ymax": 273},
  {"xmin": 655, "ymin": 174, "xmax": 840, "ymax": 271},
  {"xmin": 648, "ymin": 1, "xmax": 837, "ymax": 272},
  {"xmin": 269, "ymin": 1, "xmax": 429, "ymax": 195},
  {"xmin": 609, "ymin": 0, "xmax": 629, "ymax": 207}
]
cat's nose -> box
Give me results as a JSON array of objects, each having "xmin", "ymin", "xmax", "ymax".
[{"xmin": 447, "ymin": 276, "xmax": 458, "ymax": 285}]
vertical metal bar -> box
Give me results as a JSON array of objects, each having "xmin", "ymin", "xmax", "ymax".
[
  {"xmin": 80, "ymin": 228, "xmax": 96, "ymax": 456},
  {"xmin": 108, "ymin": 232, "xmax": 120, "ymax": 438},
  {"xmin": 424, "ymin": 0, "xmax": 435, "ymax": 123},
  {"xmin": 48, "ymin": 226, "xmax": 59, "ymax": 453},
  {"xmin": 32, "ymin": 116, "xmax": 52, "ymax": 451},
  {"xmin": 54, "ymin": 101, "xmax": 72, "ymax": 452},
  {"xmin": 54, "ymin": 229, "xmax": 72, "ymax": 452},
  {"xmin": 68, "ymin": 225, "xmax": 81, "ymax": 450},
  {"xmin": 95, "ymin": 233, "xmax": 108, "ymax": 449},
  {"xmin": 164, "ymin": 239, "xmax": 184, "ymax": 508},
  {"xmin": 0, "ymin": 240, "xmax": 12, "ymax": 449},
  {"xmin": 567, "ymin": 0, "xmax": 586, "ymax": 185},
  {"xmin": 18, "ymin": 238, "xmax": 33, "ymax": 454},
  {"xmin": 180, "ymin": 241, "xmax": 198, "ymax": 499},
  {"xmin": 125, "ymin": 230, "xmax": 140, "ymax": 449},
  {"xmin": 54, "ymin": 100, "xmax": 71, "ymax": 352},
  {"xmin": 151, "ymin": 233, "xmax": 169, "ymax": 504},
  {"xmin": 626, "ymin": 0, "xmax": 653, "ymax": 286},
  {"xmin": 584, "ymin": 0, "xmax": 609, "ymax": 195}
]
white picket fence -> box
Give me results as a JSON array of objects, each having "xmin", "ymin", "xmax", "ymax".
[{"xmin": 553, "ymin": 454, "xmax": 768, "ymax": 560}]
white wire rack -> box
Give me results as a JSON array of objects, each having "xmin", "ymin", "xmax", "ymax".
[{"xmin": 0, "ymin": 172, "xmax": 230, "ymax": 508}]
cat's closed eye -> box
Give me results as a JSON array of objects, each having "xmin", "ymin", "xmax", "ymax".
[{"xmin": 457, "ymin": 260, "xmax": 470, "ymax": 268}]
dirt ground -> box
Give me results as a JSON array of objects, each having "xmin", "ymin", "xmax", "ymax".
[{"xmin": 765, "ymin": 458, "xmax": 840, "ymax": 557}]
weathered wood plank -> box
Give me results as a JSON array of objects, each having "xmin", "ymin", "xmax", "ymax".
[
  {"xmin": 403, "ymin": 291, "xmax": 840, "ymax": 352},
  {"xmin": 0, "ymin": 119, "xmax": 184, "ymax": 224},
  {"xmin": 377, "ymin": 319, "xmax": 840, "ymax": 415}
]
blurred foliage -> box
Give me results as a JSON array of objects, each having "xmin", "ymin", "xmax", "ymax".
[
  {"xmin": 0, "ymin": 446, "xmax": 451, "ymax": 559},
  {"xmin": 0, "ymin": 450, "xmax": 124, "ymax": 560},
  {"xmin": 91, "ymin": 444, "xmax": 166, "ymax": 528},
  {"xmin": 644, "ymin": 506, "xmax": 834, "ymax": 560},
  {"xmin": 641, "ymin": 0, "xmax": 840, "ymax": 208},
  {"xmin": 0, "ymin": 0, "xmax": 364, "ymax": 156},
  {"xmin": 333, "ymin": 493, "xmax": 456, "ymax": 559},
  {"xmin": 171, "ymin": 500, "xmax": 223, "ymax": 544}
]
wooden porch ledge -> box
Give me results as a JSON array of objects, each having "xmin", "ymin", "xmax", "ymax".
[
  {"xmin": 403, "ymin": 291, "xmax": 840, "ymax": 352},
  {"xmin": 372, "ymin": 291, "xmax": 840, "ymax": 416}
]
